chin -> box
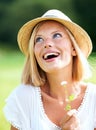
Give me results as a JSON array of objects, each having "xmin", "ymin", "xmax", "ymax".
[{"xmin": 44, "ymin": 66, "xmax": 65, "ymax": 73}]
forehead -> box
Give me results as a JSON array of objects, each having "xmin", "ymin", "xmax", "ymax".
[
  {"xmin": 38, "ymin": 20, "xmax": 64, "ymax": 26},
  {"xmin": 35, "ymin": 20, "xmax": 67, "ymax": 34}
]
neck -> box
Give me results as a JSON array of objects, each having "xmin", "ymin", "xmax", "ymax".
[
  {"xmin": 45, "ymin": 68, "xmax": 75, "ymax": 100},
  {"xmin": 42, "ymin": 62, "xmax": 81, "ymax": 101},
  {"xmin": 46, "ymin": 67, "xmax": 73, "ymax": 88}
]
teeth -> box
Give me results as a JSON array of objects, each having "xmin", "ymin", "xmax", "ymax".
[{"xmin": 44, "ymin": 52, "xmax": 59, "ymax": 59}]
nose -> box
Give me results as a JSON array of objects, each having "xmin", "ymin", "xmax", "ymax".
[{"xmin": 44, "ymin": 38, "xmax": 53, "ymax": 48}]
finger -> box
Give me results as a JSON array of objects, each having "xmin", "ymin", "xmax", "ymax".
[
  {"xmin": 67, "ymin": 109, "xmax": 77, "ymax": 116},
  {"xmin": 66, "ymin": 112, "xmax": 80, "ymax": 127},
  {"xmin": 61, "ymin": 116, "xmax": 80, "ymax": 130},
  {"xmin": 60, "ymin": 109, "xmax": 79, "ymax": 129},
  {"xmin": 61, "ymin": 109, "xmax": 77, "ymax": 124}
]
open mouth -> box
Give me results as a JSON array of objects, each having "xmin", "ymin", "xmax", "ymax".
[{"xmin": 43, "ymin": 52, "xmax": 60, "ymax": 60}]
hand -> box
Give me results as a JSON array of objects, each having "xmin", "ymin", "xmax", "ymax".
[{"xmin": 60, "ymin": 109, "xmax": 80, "ymax": 130}]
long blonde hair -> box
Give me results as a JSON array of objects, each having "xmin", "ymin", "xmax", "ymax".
[
  {"xmin": 21, "ymin": 21, "xmax": 91, "ymax": 86},
  {"xmin": 66, "ymin": 29, "xmax": 91, "ymax": 81}
]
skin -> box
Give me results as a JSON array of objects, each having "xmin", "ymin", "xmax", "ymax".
[
  {"xmin": 34, "ymin": 21, "xmax": 77, "ymax": 102},
  {"xmin": 11, "ymin": 21, "xmax": 96, "ymax": 130},
  {"xmin": 11, "ymin": 126, "xmax": 17, "ymax": 130},
  {"xmin": 34, "ymin": 21, "xmax": 75, "ymax": 74},
  {"xmin": 34, "ymin": 21, "xmax": 81, "ymax": 130}
]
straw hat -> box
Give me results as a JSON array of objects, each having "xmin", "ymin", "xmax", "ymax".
[{"xmin": 17, "ymin": 9, "xmax": 92, "ymax": 57}]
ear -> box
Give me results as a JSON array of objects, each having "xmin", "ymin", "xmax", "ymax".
[{"xmin": 72, "ymin": 47, "xmax": 77, "ymax": 56}]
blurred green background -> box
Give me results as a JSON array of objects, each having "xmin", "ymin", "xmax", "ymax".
[
  {"xmin": 0, "ymin": 0, "xmax": 96, "ymax": 51},
  {"xmin": 0, "ymin": 0, "xmax": 96, "ymax": 130}
]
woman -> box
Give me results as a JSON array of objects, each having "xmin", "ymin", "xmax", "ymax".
[{"xmin": 4, "ymin": 9, "xmax": 96, "ymax": 130}]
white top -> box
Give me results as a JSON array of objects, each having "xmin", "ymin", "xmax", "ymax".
[{"xmin": 3, "ymin": 83, "xmax": 96, "ymax": 130}]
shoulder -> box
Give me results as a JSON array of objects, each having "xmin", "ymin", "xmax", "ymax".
[
  {"xmin": 86, "ymin": 82, "xmax": 96, "ymax": 97},
  {"xmin": 87, "ymin": 82, "xmax": 96, "ymax": 90},
  {"xmin": 80, "ymin": 82, "xmax": 96, "ymax": 96},
  {"xmin": 81, "ymin": 81, "xmax": 96, "ymax": 90},
  {"xmin": 4, "ymin": 84, "xmax": 40, "ymax": 129},
  {"xmin": 13, "ymin": 84, "xmax": 39, "ymax": 95},
  {"xmin": 7, "ymin": 84, "xmax": 40, "ymax": 103}
]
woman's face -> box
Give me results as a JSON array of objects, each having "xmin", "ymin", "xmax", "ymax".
[{"xmin": 34, "ymin": 21, "xmax": 76, "ymax": 73}]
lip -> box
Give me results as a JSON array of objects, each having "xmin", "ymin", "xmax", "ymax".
[{"xmin": 42, "ymin": 50, "xmax": 60, "ymax": 61}]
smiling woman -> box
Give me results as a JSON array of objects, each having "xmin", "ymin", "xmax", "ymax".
[
  {"xmin": 33, "ymin": 21, "xmax": 75, "ymax": 75},
  {"xmin": 3, "ymin": 9, "xmax": 96, "ymax": 130}
]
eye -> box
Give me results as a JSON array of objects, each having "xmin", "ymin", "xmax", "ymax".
[
  {"xmin": 53, "ymin": 33, "xmax": 62, "ymax": 39},
  {"xmin": 35, "ymin": 37, "xmax": 44, "ymax": 43}
]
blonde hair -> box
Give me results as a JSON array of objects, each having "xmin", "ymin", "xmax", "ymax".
[
  {"xmin": 66, "ymin": 29, "xmax": 91, "ymax": 81},
  {"xmin": 21, "ymin": 24, "xmax": 46, "ymax": 86},
  {"xmin": 21, "ymin": 21, "xmax": 91, "ymax": 86}
]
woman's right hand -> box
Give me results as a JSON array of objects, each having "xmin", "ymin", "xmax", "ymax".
[{"xmin": 60, "ymin": 109, "xmax": 81, "ymax": 130}]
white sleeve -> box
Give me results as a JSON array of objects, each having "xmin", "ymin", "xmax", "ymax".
[
  {"xmin": 3, "ymin": 89, "xmax": 22, "ymax": 130},
  {"xmin": 3, "ymin": 84, "xmax": 37, "ymax": 130}
]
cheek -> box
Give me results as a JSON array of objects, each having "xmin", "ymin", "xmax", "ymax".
[
  {"xmin": 34, "ymin": 43, "xmax": 40, "ymax": 56},
  {"xmin": 34, "ymin": 43, "xmax": 42, "ymax": 54},
  {"xmin": 62, "ymin": 41, "xmax": 72, "ymax": 53},
  {"xmin": 34, "ymin": 46, "xmax": 39, "ymax": 61},
  {"xmin": 34, "ymin": 46, "xmax": 42, "ymax": 65},
  {"xmin": 61, "ymin": 45, "xmax": 71, "ymax": 55}
]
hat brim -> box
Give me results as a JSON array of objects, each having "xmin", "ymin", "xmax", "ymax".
[{"xmin": 17, "ymin": 17, "xmax": 92, "ymax": 57}]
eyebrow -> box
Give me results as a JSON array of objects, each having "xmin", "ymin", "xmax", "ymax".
[{"xmin": 36, "ymin": 30, "xmax": 63, "ymax": 37}]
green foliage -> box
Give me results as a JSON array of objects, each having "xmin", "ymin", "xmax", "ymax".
[{"xmin": 73, "ymin": 0, "xmax": 96, "ymax": 51}]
